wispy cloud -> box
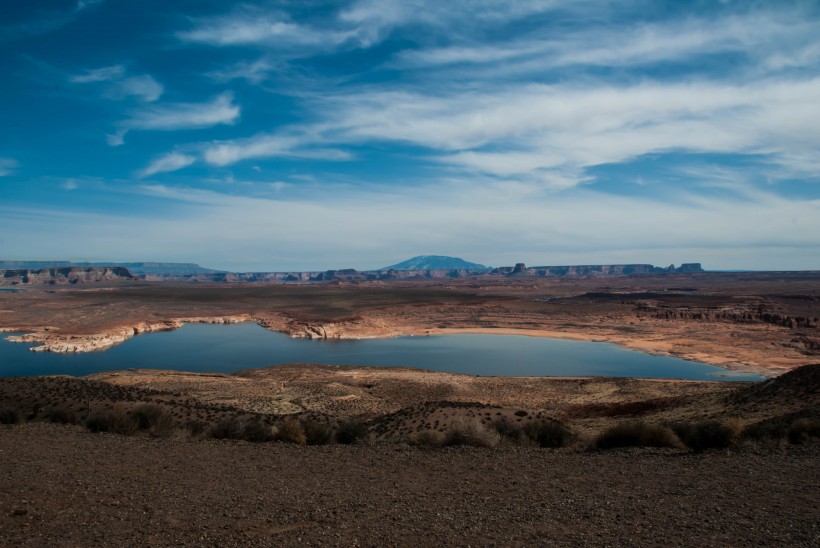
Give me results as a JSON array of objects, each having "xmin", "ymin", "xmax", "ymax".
[
  {"xmin": 178, "ymin": 8, "xmax": 353, "ymax": 50},
  {"xmin": 3, "ymin": 181, "xmax": 819, "ymax": 271},
  {"xmin": 0, "ymin": 157, "xmax": 18, "ymax": 176},
  {"xmin": 110, "ymin": 92, "xmax": 240, "ymax": 146},
  {"xmin": 206, "ymin": 57, "xmax": 277, "ymax": 84},
  {"xmin": 139, "ymin": 152, "xmax": 196, "ymax": 178},
  {"xmin": 70, "ymin": 65, "xmax": 163, "ymax": 102},
  {"xmin": 203, "ymin": 132, "xmax": 351, "ymax": 166},
  {"xmin": 0, "ymin": 0, "xmax": 104, "ymax": 41}
]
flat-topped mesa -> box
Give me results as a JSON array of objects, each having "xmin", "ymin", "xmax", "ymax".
[
  {"xmin": 492, "ymin": 263, "xmax": 704, "ymax": 277},
  {"xmin": 0, "ymin": 267, "xmax": 135, "ymax": 286}
]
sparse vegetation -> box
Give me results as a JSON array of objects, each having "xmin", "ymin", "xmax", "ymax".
[
  {"xmin": 335, "ymin": 420, "xmax": 369, "ymax": 445},
  {"xmin": 275, "ymin": 419, "xmax": 307, "ymax": 445},
  {"xmin": 523, "ymin": 420, "xmax": 574, "ymax": 448},
  {"xmin": 787, "ymin": 418, "xmax": 820, "ymax": 445},
  {"xmin": 408, "ymin": 429, "xmax": 447, "ymax": 447},
  {"xmin": 0, "ymin": 406, "xmax": 22, "ymax": 425},
  {"xmin": 302, "ymin": 419, "xmax": 333, "ymax": 445},
  {"xmin": 43, "ymin": 406, "xmax": 78, "ymax": 425},
  {"xmin": 444, "ymin": 418, "xmax": 500, "ymax": 448},
  {"xmin": 672, "ymin": 420, "xmax": 740, "ymax": 452},
  {"xmin": 132, "ymin": 404, "xmax": 174, "ymax": 437},
  {"xmin": 594, "ymin": 421, "xmax": 683, "ymax": 450},
  {"xmin": 85, "ymin": 410, "xmax": 139, "ymax": 436}
]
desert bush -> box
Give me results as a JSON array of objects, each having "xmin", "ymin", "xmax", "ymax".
[
  {"xmin": 493, "ymin": 417, "xmax": 525, "ymax": 443},
  {"xmin": 593, "ymin": 421, "xmax": 683, "ymax": 450},
  {"xmin": 85, "ymin": 410, "xmax": 138, "ymax": 436},
  {"xmin": 43, "ymin": 406, "xmax": 78, "ymax": 425},
  {"xmin": 408, "ymin": 429, "xmax": 447, "ymax": 447},
  {"xmin": 514, "ymin": 410, "xmax": 528, "ymax": 417},
  {"xmin": 523, "ymin": 420, "xmax": 574, "ymax": 448},
  {"xmin": 276, "ymin": 419, "xmax": 307, "ymax": 445},
  {"xmin": 302, "ymin": 419, "xmax": 333, "ymax": 445},
  {"xmin": 210, "ymin": 417, "xmax": 245, "ymax": 440},
  {"xmin": 787, "ymin": 418, "xmax": 820, "ymax": 445},
  {"xmin": 0, "ymin": 406, "xmax": 22, "ymax": 425},
  {"xmin": 672, "ymin": 420, "xmax": 740, "ymax": 452},
  {"xmin": 444, "ymin": 417, "xmax": 500, "ymax": 448},
  {"xmin": 132, "ymin": 405, "xmax": 174, "ymax": 437},
  {"xmin": 335, "ymin": 420, "xmax": 369, "ymax": 445},
  {"xmin": 185, "ymin": 420, "xmax": 207, "ymax": 437},
  {"xmin": 210, "ymin": 416, "xmax": 273, "ymax": 442}
]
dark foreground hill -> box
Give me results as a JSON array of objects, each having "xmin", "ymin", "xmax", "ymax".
[{"xmin": 0, "ymin": 422, "xmax": 817, "ymax": 546}]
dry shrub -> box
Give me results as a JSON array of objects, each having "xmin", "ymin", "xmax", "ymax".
[
  {"xmin": 210, "ymin": 416, "xmax": 273, "ymax": 442},
  {"xmin": 523, "ymin": 420, "xmax": 574, "ymax": 448},
  {"xmin": 0, "ymin": 406, "xmax": 23, "ymax": 425},
  {"xmin": 43, "ymin": 406, "xmax": 78, "ymax": 425},
  {"xmin": 240, "ymin": 418, "xmax": 275, "ymax": 442},
  {"xmin": 594, "ymin": 421, "xmax": 683, "ymax": 450},
  {"xmin": 444, "ymin": 417, "xmax": 500, "ymax": 448},
  {"xmin": 787, "ymin": 418, "xmax": 820, "ymax": 445},
  {"xmin": 335, "ymin": 420, "xmax": 369, "ymax": 445},
  {"xmin": 185, "ymin": 420, "xmax": 207, "ymax": 437},
  {"xmin": 493, "ymin": 417, "xmax": 525, "ymax": 443},
  {"xmin": 132, "ymin": 405, "xmax": 174, "ymax": 437},
  {"xmin": 672, "ymin": 420, "xmax": 741, "ymax": 452},
  {"xmin": 85, "ymin": 410, "xmax": 138, "ymax": 436},
  {"xmin": 276, "ymin": 419, "xmax": 307, "ymax": 445},
  {"xmin": 302, "ymin": 419, "xmax": 333, "ymax": 445},
  {"xmin": 408, "ymin": 429, "xmax": 447, "ymax": 448}
]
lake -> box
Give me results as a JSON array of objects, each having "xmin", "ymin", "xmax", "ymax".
[{"xmin": 0, "ymin": 322, "xmax": 762, "ymax": 380}]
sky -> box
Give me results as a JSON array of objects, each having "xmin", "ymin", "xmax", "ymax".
[{"xmin": 1, "ymin": 0, "xmax": 819, "ymax": 272}]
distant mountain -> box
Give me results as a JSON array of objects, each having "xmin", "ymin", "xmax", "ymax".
[
  {"xmin": 0, "ymin": 261, "xmax": 224, "ymax": 276},
  {"xmin": 380, "ymin": 255, "xmax": 489, "ymax": 271}
]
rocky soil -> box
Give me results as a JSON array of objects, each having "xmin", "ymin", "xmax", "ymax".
[{"xmin": 1, "ymin": 423, "xmax": 817, "ymax": 546}]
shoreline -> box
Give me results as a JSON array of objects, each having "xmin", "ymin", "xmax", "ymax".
[{"xmin": 2, "ymin": 317, "xmax": 783, "ymax": 379}]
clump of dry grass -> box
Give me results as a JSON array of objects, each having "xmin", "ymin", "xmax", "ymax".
[
  {"xmin": 275, "ymin": 419, "xmax": 307, "ymax": 445},
  {"xmin": 443, "ymin": 418, "xmax": 500, "ymax": 448},
  {"xmin": 593, "ymin": 421, "xmax": 683, "ymax": 450}
]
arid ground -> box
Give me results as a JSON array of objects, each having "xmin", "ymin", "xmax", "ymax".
[
  {"xmin": 2, "ymin": 271, "xmax": 819, "ymax": 375},
  {"xmin": 1, "ymin": 273, "xmax": 819, "ymax": 545}
]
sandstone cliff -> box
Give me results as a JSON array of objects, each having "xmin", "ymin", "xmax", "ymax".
[{"xmin": 0, "ymin": 267, "xmax": 134, "ymax": 286}]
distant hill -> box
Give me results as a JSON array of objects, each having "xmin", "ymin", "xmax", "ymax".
[
  {"xmin": 380, "ymin": 255, "xmax": 489, "ymax": 271},
  {"xmin": 0, "ymin": 261, "xmax": 224, "ymax": 276}
]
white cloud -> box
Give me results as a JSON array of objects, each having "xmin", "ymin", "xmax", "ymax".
[
  {"xmin": 287, "ymin": 77, "xmax": 820, "ymax": 185},
  {"xmin": 112, "ymin": 93, "xmax": 240, "ymax": 146},
  {"xmin": 139, "ymin": 153, "xmax": 196, "ymax": 178},
  {"xmin": 0, "ymin": 157, "xmax": 18, "ymax": 176},
  {"xmin": 178, "ymin": 10, "xmax": 352, "ymax": 49},
  {"xmin": 207, "ymin": 57, "xmax": 276, "ymax": 84},
  {"xmin": 203, "ymin": 133, "xmax": 351, "ymax": 166},
  {"xmin": 70, "ymin": 64, "xmax": 125, "ymax": 83},
  {"xmin": 2, "ymin": 181, "xmax": 818, "ymax": 271},
  {"xmin": 107, "ymin": 75, "xmax": 163, "ymax": 102},
  {"xmin": 71, "ymin": 65, "xmax": 163, "ymax": 102},
  {"xmin": 61, "ymin": 179, "xmax": 78, "ymax": 190}
]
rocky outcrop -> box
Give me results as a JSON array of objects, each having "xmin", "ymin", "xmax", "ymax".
[
  {"xmin": 6, "ymin": 315, "xmax": 254, "ymax": 353},
  {"xmin": 0, "ymin": 267, "xmax": 134, "ymax": 286},
  {"xmin": 636, "ymin": 303, "xmax": 818, "ymax": 329}
]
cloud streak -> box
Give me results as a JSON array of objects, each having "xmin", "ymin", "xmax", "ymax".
[
  {"xmin": 0, "ymin": 157, "xmax": 18, "ymax": 176},
  {"xmin": 109, "ymin": 92, "xmax": 240, "ymax": 146},
  {"xmin": 139, "ymin": 153, "xmax": 196, "ymax": 178},
  {"xmin": 71, "ymin": 65, "xmax": 163, "ymax": 102}
]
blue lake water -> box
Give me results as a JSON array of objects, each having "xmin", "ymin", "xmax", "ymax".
[{"xmin": 0, "ymin": 322, "xmax": 762, "ymax": 381}]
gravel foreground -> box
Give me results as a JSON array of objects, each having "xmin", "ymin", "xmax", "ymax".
[{"xmin": 1, "ymin": 424, "xmax": 818, "ymax": 547}]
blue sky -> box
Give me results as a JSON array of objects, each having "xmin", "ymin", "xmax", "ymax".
[{"xmin": 1, "ymin": 0, "xmax": 819, "ymax": 271}]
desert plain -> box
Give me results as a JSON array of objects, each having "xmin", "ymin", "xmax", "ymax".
[{"xmin": 1, "ymin": 271, "xmax": 819, "ymax": 545}]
